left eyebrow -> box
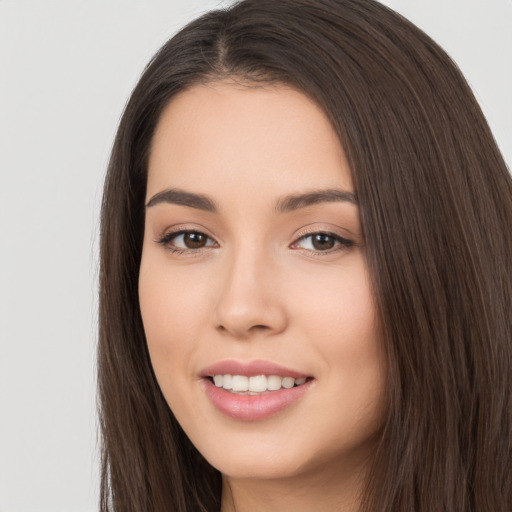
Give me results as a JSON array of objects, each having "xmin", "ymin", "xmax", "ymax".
[{"xmin": 274, "ymin": 188, "xmax": 357, "ymax": 213}]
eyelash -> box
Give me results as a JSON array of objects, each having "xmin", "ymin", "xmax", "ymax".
[{"xmin": 156, "ymin": 229, "xmax": 354, "ymax": 256}]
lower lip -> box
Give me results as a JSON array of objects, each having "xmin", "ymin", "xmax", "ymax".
[{"xmin": 202, "ymin": 378, "xmax": 313, "ymax": 421}]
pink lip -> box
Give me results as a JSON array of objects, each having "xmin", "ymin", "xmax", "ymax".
[
  {"xmin": 200, "ymin": 359, "xmax": 309, "ymax": 379},
  {"xmin": 200, "ymin": 360, "xmax": 313, "ymax": 421}
]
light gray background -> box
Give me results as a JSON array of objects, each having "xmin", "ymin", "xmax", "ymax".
[{"xmin": 0, "ymin": 1, "xmax": 510, "ymax": 511}]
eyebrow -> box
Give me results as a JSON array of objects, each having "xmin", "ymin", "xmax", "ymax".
[
  {"xmin": 145, "ymin": 187, "xmax": 357, "ymax": 213},
  {"xmin": 273, "ymin": 188, "xmax": 357, "ymax": 213},
  {"xmin": 146, "ymin": 189, "xmax": 217, "ymax": 211}
]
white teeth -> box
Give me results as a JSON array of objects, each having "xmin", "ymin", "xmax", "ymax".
[
  {"xmin": 212, "ymin": 374, "xmax": 308, "ymax": 393},
  {"xmin": 222, "ymin": 374, "xmax": 233, "ymax": 390},
  {"xmin": 267, "ymin": 375, "xmax": 282, "ymax": 391},
  {"xmin": 231, "ymin": 375, "xmax": 249, "ymax": 392},
  {"xmin": 281, "ymin": 377, "xmax": 295, "ymax": 389},
  {"xmin": 249, "ymin": 375, "xmax": 267, "ymax": 392}
]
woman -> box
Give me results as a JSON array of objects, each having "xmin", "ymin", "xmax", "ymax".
[{"xmin": 98, "ymin": 0, "xmax": 512, "ymax": 510}]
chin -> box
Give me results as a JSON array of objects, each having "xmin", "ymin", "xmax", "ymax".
[
  {"xmin": 189, "ymin": 420, "xmax": 378, "ymax": 484},
  {"xmin": 208, "ymin": 450, "xmax": 310, "ymax": 481}
]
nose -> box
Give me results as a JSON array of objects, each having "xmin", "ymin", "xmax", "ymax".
[{"xmin": 213, "ymin": 247, "xmax": 288, "ymax": 340}]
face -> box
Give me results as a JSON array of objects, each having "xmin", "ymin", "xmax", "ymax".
[{"xmin": 139, "ymin": 80, "xmax": 386, "ymax": 484}]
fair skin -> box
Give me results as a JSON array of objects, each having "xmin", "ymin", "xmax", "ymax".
[{"xmin": 139, "ymin": 80, "xmax": 387, "ymax": 512}]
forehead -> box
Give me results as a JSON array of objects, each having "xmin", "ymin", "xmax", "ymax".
[{"xmin": 147, "ymin": 80, "xmax": 353, "ymax": 203}]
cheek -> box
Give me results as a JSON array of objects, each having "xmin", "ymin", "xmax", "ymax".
[
  {"xmin": 325, "ymin": 280, "xmax": 381, "ymax": 378},
  {"xmin": 138, "ymin": 251, "xmax": 209, "ymax": 389},
  {"xmin": 138, "ymin": 252, "xmax": 225, "ymax": 435},
  {"xmin": 293, "ymin": 260, "xmax": 385, "ymax": 423},
  {"xmin": 292, "ymin": 257, "xmax": 377, "ymax": 347},
  {"xmin": 139, "ymin": 243, "xmax": 215, "ymax": 336},
  {"xmin": 326, "ymin": 268, "xmax": 384, "ymax": 396}
]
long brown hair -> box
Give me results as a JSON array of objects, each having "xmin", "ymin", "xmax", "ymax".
[{"xmin": 98, "ymin": 1, "xmax": 512, "ymax": 510}]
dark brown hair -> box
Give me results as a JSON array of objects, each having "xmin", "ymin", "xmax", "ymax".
[{"xmin": 98, "ymin": 1, "xmax": 512, "ymax": 510}]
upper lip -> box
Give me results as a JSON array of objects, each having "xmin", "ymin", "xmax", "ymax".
[{"xmin": 200, "ymin": 360, "xmax": 311, "ymax": 379}]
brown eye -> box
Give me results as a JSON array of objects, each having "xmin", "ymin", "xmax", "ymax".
[
  {"xmin": 183, "ymin": 232, "xmax": 208, "ymax": 249},
  {"xmin": 311, "ymin": 233, "xmax": 336, "ymax": 250}
]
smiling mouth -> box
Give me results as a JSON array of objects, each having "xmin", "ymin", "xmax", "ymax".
[{"xmin": 208, "ymin": 374, "xmax": 313, "ymax": 395}]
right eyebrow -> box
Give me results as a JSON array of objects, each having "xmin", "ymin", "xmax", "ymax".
[{"xmin": 145, "ymin": 188, "xmax": 217, "ymax": 212}]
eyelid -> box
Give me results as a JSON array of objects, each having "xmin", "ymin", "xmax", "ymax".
[
  {"xmin": 155, "ymin": 223, "xmax": 217, "ymax": 241},
  {"xmin": 292, "ymin": 224, "xmax": 354, "ymax": 243}
]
